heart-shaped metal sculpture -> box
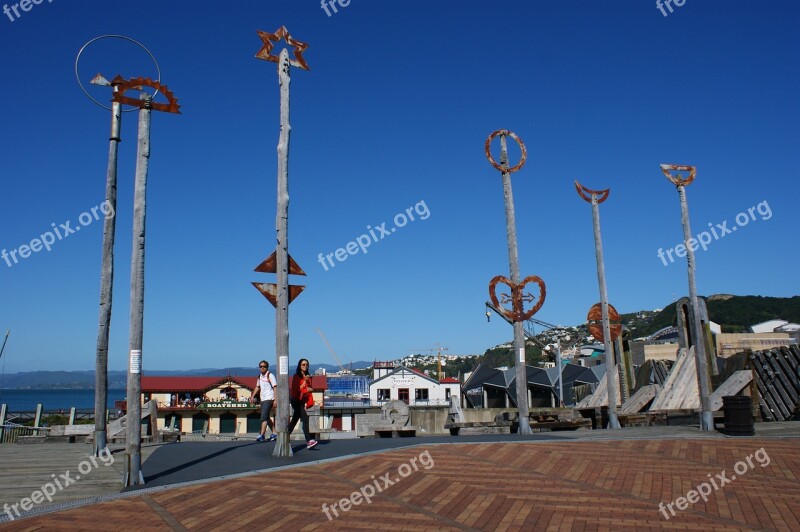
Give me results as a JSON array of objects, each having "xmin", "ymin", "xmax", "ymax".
[
  {"xmin": 587, "ymin": 302, "xmax": 622, "ymax": 343},
  {"xmin": 660, "ymin": 164, "xmax": 696, "ymax": 187},
  {"xmin": 488, "ymin": 275, "xmax": 546, "ymax": 322}
]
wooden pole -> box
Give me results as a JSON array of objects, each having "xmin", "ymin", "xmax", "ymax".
[
  {"xmin": 677, "ymin": 184, "xmax": 713, "ymax": 430},
  {"xmin": 272, "ymin": 49, "xmax": 293, "ymax": 457},
  {"xmin": 94, "ymin": 84, "xmax": 121, "ymax": 456},
  {"xmin": 590, "ymin": 196, "xmax": 621, "ymax": 429},
  {"xmin": 126, "ymin": 94, "xmax": 151, "ymax": 484},
  {"xmin": 498, "ymin": 134, "xmax": 532, "ymax": 434}
]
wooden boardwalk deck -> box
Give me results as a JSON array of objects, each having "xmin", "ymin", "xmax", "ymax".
[{"xmin": 0, "ymin": 443, "xmax": 159, "ymax": 510}]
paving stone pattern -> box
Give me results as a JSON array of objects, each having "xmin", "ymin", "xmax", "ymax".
[{"xmin": 3, "ymin": 438, "xmax": 799, "ymax": 531}]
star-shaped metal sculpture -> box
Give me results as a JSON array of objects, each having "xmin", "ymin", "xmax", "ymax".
[{"xmin": 255, "ymin": 26, "xmax": 310, "ymax": 71}]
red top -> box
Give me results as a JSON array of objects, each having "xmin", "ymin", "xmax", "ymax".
[{"xmin": 290, "ymin": 374, "xmax": 312, "ymax": 400}]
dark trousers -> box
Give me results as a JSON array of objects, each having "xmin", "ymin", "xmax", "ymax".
[{"xmin": 288, "ymin": 399, "xmax": 311, "ymax": 441}]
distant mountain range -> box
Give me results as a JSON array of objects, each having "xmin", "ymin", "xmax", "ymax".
[{"xmin": 0, "ymin": 362, "xmax": 374, "ymax": 390}]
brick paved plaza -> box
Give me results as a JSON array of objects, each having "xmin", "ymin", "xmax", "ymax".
[{"xmin": 3, "ymin": 435, "xmax": 798, "ymax": 531}]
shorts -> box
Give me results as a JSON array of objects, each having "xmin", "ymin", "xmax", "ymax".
[{"xmin": 260, "ymin": 400, "xmax": 274, "ymax": 421}]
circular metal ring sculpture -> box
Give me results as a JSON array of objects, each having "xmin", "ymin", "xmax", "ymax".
[
  {"xmin": 587, "ymin": 302, "xmax": 622, "ymax": 343},
  {"xmin": 75, "ymin": 34, "xmax": 161, "ymax": 111},
  {"xmin": 485, "ymin": 129, "xmax": 527, "ymax": 173}
]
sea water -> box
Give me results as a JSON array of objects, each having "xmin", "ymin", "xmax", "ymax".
[{"xmin": 0, "ymin": 389, "xmax": 126, "ymax": 412}]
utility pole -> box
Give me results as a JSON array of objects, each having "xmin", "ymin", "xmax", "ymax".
[
  {"xmin": 485, "ymin": 130, "xmax": 546, "ymax": 435},
  {"xmin": 253, "ymin": 26, "xmax": 310, "ymax": 457},
  {"xmin": 575, "ymin": 181, "xmax": 620, "ymax": 429},
  {"xmin": 660, "ymin": 164, "xmax": 713, "ymax": 431}
]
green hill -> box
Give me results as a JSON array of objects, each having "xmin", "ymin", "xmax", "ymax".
[{"xmin": 624, "ymin": 295, "xmax": 800, "ymax": 337}]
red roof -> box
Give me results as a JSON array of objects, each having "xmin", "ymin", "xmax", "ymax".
[
  {"xmin": 311, "ymin": 375, "xmax": 327, "ymax": 391},
  {"xmin": 141, "ymin": 376, "xmax": 254, "ymax": 393},
  {"xmin": 439, "ymin": 378, "xmax": 460, "ymax": 384}
]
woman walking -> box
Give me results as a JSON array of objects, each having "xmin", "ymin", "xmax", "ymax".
[{"xmin": 288, "ymin": 358, "xmax": 317, "ymax": 449}]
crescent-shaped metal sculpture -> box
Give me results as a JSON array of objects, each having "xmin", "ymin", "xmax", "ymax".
[{"xmin": 574, "ymin": 180, "xmax": 610, "ymax": 204}]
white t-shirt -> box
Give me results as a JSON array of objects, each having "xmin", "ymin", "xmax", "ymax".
[{"xmin": 258, "ymin": 371, "xmax": 277, "ymax": 401}]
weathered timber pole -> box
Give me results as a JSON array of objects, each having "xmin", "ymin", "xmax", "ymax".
[
  {"xmin": 589, "ymin": 194, "xmax": 621, "ymax": 429},
  {"xmin": 575, "ymin": 182, "xmax": 620, "ymax": 428},
  {"xmin": 499, "ymin": 138, "xmax": 532, "ymax": 434},
  {"xmin": 126, "ymin": 93, "xmax": 151, "ymax": 485},
  {"xmin": 94, "ymin": 81, "xmax": 121, "ymax": 455},
  {"xmin": 485, "ymin": 130, "xmax": 534, "ymax": 434},
  {"xmin": 273, "ymin": 48, "xmax": 293, "ymax": 457},
  {"xmin": 661, "ymin": 164, "xmax": 713, "ymax": 430},
  {"xmin": 253, "ymin": 26, "xmax": 310, "ymax": 457}
]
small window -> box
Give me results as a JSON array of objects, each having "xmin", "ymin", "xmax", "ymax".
[
  {"xmin": 415, "ymin": 388, "xmax": 429, "ymax": 401},
  {"xmin": 377, "ymin": 389, "xmax": 391, "ymax": 401}
]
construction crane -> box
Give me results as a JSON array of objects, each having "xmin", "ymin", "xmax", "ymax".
[
  {"xmin": 315, "ymin": 328, "xmax": 351, "ymax": 374},
  {"xmin": 408, "ymin": 343, "xmax": 449, "ymax": 380},
  {"xmin": 0, "ymin": 329, "xmax": 9, "ymax": 361}
]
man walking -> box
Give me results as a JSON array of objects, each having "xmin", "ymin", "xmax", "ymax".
[{"xmin": 251, "ymin": 360, "xmax": 278, "ymax": 442}]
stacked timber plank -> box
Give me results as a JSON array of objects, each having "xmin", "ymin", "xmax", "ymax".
[
  {"xmin": 632, "ymin": 359, "xmax": 672, "ymax": 394},
  {"xmin": 709, "ymin": 370, "xmax": 753, "ymax": 411},
  {"xmin": 650, "ymin": 348, "xmax": 700, "ymax": 411},
  {"xmin": 751, "ymin": 346, "xmax": 800, "ymax": 421},
  {"xmin": 621, "ymin": 384, "xmax": 660, "ymax": 414},
  {"xmin": 575, "ymin": 369, "xmax": 621, "ymax": 408}
]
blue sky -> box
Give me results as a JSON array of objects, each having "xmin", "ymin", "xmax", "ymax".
[{"xmin": 0, "ymin": 0, "xmax": 797, "ymax": 373}]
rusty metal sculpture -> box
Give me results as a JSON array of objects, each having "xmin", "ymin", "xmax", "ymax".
[
  {"xmin": 587, "ymin": 302, "xmax": 621, "ymax": 343},
  {"xmin": 111, "ymin": 76, "xmax": 181, "ymax": 114},
  {"xmin": 488, "ymin": 275, "xmax": 546, "ymax": 323},
  {"xmin": 256, "ymin": 26, "xmax": 310, "ymax": 71},
  {"xmin": 485, "ymin": 129, "xmax": 546, "ymax": 435},
  {"xmin": 660, "ymin": 163, "xmax": 713, "ymax": 431}
]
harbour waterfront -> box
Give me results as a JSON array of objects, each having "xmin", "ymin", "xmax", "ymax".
[{"xmin": 0, "ymin": 389, "xmax": 126, "ymax": 412}]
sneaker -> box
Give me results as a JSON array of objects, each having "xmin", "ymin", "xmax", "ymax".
[
  {"xmin": 267, "ymin": 434, "xmax": 277, "ymax": 442},
  {"xmin": 256, "ymin": 435, "xmax": 265, "ymax": 442},
  {"xmin": 306, "ymin": 439, "xmax": 318, "ymax": 449}
]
